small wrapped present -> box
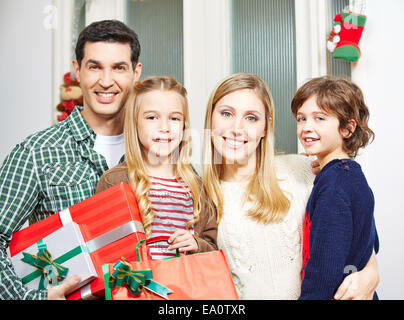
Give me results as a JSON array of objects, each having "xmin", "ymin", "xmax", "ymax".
[
  {"xmin": 9, "ymin": 222, "xmax": 96, "ymax": 294},
  {"xmin": 102, "ymin": 258, "xmax": 173, "ymax": 300}
]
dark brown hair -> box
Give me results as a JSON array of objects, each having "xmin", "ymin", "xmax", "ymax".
[
  {"xmin": 291, "ymin": 76, "xmax": 374, "ymax": 158},
  {"xmin": 75, "ymin": 20, "xmax": 141, "ymax": 70}
]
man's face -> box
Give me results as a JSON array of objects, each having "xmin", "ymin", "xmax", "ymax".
[{"xmin": 73, "ymin": 41, "xmax": 141, "ymax": 122}]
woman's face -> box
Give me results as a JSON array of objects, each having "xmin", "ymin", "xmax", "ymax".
[{"xmin": 211, "ymin": 89, "xmax": 267, "ymax": 166}]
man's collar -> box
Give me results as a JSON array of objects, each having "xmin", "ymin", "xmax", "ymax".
[{"xmin": 67, "ymin": 106, "xmax": 95, "ymax": 142}]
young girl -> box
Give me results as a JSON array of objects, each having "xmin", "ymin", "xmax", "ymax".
[
  {"xmin": 291, "ymin": 76, "xmax": 379, "ymax": 299},
  {"xmin": 96, "ymin": 76, "xmax": 217, "ymax": 259},
  {"xmin": 203, "ymin": 72, "xmax": 379, "ymax": 299}
]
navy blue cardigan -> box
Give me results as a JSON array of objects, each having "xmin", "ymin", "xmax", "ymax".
[{"xmin": 299, "ymin": 159, "xmax": 379, "ymax": 300}]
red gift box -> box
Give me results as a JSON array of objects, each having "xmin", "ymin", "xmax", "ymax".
[{"xmin": 9, "ymin": 182, "xmax": 145, "ymax": 300}]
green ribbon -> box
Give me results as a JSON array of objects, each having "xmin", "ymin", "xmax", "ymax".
[
  {"xmin": 108, "ymin": 258, "xmax": 172, "ymax": 299},
  {"xmin": 20, "ymin": 240, "xmax": 78, "ymax": 290}
]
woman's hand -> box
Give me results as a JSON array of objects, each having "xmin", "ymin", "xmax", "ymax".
[
  {"xmin": 310, "ymin": 159, "xmax": 321, "ymax": 175},
  {"xmin": 168, "ymin": 229, "xmax": 198, "ymax": 253},
  {"xmin": 300, "ymin": 153, "xmax": 321, "ymax": 175},
  {"xmin": 334, "ymin": 251, "xmax": 379, "ymax": 300}
]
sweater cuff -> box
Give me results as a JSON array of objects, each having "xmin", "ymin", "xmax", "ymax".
[{"xmin": 193, "ymin": 235, "xmax": 216, "ymax": 253}]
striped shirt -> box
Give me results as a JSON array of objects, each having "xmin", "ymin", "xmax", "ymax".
[
  {"xmin": 0, "ymin": 107, "xmax": 112, "ymax": 300},
  {"xmin": 147, "ymin": 176, "xmax": 194, "ymax": 260}
]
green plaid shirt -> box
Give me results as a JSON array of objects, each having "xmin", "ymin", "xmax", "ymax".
[{"xmin": 0, "ymin": 107, "xmax": 112, "ymax": 300}]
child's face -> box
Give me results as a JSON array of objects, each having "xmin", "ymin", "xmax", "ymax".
[
  {"xmin": 296, "ymin": 95, "xmax": 348, "ymax": 166},
  {"xmin": 211, "ymin": 89, "xmax": 266, "ymax": 166},
  {"xmin": 137, "ymin": 90, "xmax": 184, "ymax": 164}
]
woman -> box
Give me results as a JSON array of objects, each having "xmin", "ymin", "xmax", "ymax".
[{"xmin": 202, "ymin": 72, "xmax": 379, "ymax": 300}]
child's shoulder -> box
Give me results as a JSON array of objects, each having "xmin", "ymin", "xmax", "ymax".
[
  {"xmin": 321, "ymin": 159, "xmax": 364, "ymax": 179},
  {"xmin": 97, "ymin": 162, "xmax": 130, "ymax": 192},
  {"xmin": 318, "ymin": 159, "xmax": 369, "ymax": 193},
  {"xmin": 103, "ymin": 162, "xmax": 129, "ymax": 178}
]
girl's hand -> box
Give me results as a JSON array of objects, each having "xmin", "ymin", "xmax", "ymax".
[
  {"xmin": 168, "ymin": 229, "xmax": 198, "ymax": 253},
  {"xmin": 333, "ymin": 251, "xmax": 379, "ymax": 300}
]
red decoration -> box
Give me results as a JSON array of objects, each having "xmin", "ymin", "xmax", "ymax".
[
  {"xmin": 301, "ymin": 211, "xmax": 312, "ymax": 280},
  {"xmin": 56, "ymin": 72, "xmax": 83, "ymax": 122}
]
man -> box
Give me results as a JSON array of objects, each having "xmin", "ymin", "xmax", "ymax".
[{"xmin": 0, "ymin": 20, "xmax": 142, "ymax": 300}]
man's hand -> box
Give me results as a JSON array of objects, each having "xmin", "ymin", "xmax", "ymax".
[
  {"xmin": 168, "ymin": 229, "xmax": 198, "ymax": 253},
  {"xmin": 47, "ymin": 274, "xmax": 81, "ymax": 300}
]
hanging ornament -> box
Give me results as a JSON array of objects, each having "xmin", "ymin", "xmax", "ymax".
[{"xmin": 327, "ymin": 0, "xmax": 367, "ymax": 62}]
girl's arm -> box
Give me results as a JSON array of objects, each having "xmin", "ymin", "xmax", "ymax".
[
  {"xmin": 193, "ymin": 212, "xmax": 218, "ymax": 252},
  {"xmin": 168, "ymin": 194, "xmax": 218, "ymax": 253},
  {"xmin": 333, "ymin": 250, "xmax": 379, "ymax": 300},
  {"xmin": 193, "ymin": 192, "xmax": 218, "ymax": 252},
  {"xmin": 167, "ymin": 218, "xmax": 218, "ymax": 254}
]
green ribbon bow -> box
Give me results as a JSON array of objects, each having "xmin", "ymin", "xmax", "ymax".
[
  {"xmin": 21, "ymin": 240, "xmax": 69, "ymax": 290},
  {"xmin": 108, "ymin": 258, "xmax": 172, "ymax": 299}
]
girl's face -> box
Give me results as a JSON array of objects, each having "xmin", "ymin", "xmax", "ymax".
[
  {"xmin": 137, "ymin": 90, "xmax": 185, "ymax": 164},
  {"xmin": 296, "ymin": 95, "xmax": 349, "ymax": 166},
  {"xmin": 211, "ymin": 89, "xmax": 267, "ymax": 166}
]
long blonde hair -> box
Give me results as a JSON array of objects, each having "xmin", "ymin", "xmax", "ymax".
[
  {"xmin": 124, "ymin": 76, "xmax": 201, "ymax": 237},
  {"xmin": 203, "ymin": 73, "xmax": 290, "ymax": 224}
]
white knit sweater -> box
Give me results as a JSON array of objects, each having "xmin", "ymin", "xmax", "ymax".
[{"xmin": 217, "ymin": 154, "xmax": 315, "ymax": 300}]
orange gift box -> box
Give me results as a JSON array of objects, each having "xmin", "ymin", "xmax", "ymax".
[
  {"xmin": 103, "ymin": 236, "xmax": 239, "ymax": 300},
  {"xmin": 9, "ymin": 182, "xmax": 145, "ymax": 300}
]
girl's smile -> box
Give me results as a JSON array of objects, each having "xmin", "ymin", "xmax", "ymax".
[{"xmin": 152, "ymin": 137, "xmax": 173, "ymax": 143}]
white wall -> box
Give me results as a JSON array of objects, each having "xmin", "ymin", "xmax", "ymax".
[
  {"xmin": 183, "ymin": 0, "xmax": 230, "ymax": 167},
  {"xmin": 352, "ymin": 0, "xmax": 404, "ymax": 299},
  {"xmin": 0, "ymin": 0, "xmax": 53, "ymax": 163}
]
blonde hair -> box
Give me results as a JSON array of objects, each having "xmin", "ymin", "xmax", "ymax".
[
  {"xmin": 202, "ymin": 73, "xmax": 290, "ymax": 224},
  {"xmin": 124, "ymin": 76, "xmax": 201, "ymax": 237}
]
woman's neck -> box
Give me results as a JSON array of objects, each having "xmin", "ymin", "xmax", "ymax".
[{"xmin": 221, "ymin": 161, "xmax": 256, "ymax": 183}]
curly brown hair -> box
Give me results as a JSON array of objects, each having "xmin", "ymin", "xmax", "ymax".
[{"xmin": 291, "ymin": 76, "xmax": 374, "ymax": 158}]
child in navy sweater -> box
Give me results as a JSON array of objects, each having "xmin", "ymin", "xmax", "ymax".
[{"xmin": 291, "ymin": 77, "xmax": 379, "ymax": 300}]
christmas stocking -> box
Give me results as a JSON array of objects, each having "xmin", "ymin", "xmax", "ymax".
[{"xmin": 327, "ymin": 10, "xmax": 367, "ymax": 62}]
